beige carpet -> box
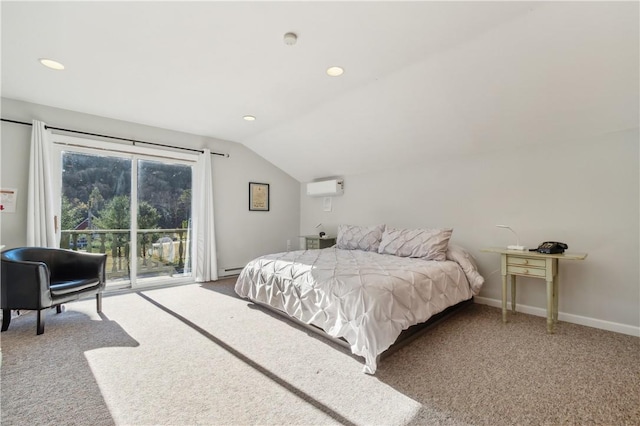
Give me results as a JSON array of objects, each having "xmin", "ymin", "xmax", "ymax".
[{"xmin": 1, "ymin": 278, "xmax": 638, "ymax": 425}]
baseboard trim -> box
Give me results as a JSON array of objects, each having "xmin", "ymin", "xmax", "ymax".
[{"xmin": 474, "ymin": 296, "xmax": 640, "ymax": 337}]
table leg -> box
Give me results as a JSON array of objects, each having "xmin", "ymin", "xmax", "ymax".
[
  {"xmin": 510, "ymin": 275, "xmax": 517, "ymax": 314},
  {"xmin": 502, "ymin": 273, "xmax": 508, "ymax": 323},
  {"xmin": 546, "ymin": 279, "xmax": 555, "ymax": 334},
  {"xmin": 553, "ymin": 276, "xmax": 559, "ymax": 324}
]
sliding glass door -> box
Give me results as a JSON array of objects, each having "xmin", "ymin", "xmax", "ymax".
[
  {"xmin": 52, "ymin": 136, "xmax": 195, "ymax": 289},
  {"xmin": 136, "ymin": 159, "xmax": 192, "ymax": 286}
]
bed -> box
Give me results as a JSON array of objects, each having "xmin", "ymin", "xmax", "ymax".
[{"xmin": 234, "ymin": 224, "xmax": 484, "ymax": 374}]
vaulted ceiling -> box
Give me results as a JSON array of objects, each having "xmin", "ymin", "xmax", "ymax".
[{"xmin": 2, "ymin": 2, "xmax": 638, "ymax": 182}]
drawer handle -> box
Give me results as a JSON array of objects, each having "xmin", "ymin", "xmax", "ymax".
[
  {"xmin": 523, "ymin": 269, "xmax": 529, "ymax": 274},
  {"xmin": 523, "ymin": 260, "xmax": 528, "ymax": 265}
]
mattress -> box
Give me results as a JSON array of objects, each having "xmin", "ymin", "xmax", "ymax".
[{"xmin": 235, "ymin": 247, "xmax": 477, "ymax": 373}]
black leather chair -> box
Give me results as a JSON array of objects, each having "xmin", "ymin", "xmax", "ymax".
[{"xmin": 1, "ymin": 247, "xmax": 107, "ymax": 335}]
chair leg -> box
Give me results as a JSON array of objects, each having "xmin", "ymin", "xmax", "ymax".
[
  {"xmin": 37, "ymin": 309, "xmax": 45, "ymax": 335},
  {"xmin": 96, "ymin": 293, "xmax": 102, "ymax": 313},
  {"xmin": 56, "ymin": 305, "xmax": 62, "ymax": 314},
  {"xmin": 1, "ymin": 309, "xmax": 11, "ymax": 332}
]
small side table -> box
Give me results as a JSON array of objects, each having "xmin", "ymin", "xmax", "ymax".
[
  {"xmin": 481, "ymin": 248, "xmax": 587, "ymax": 333},
  {"xmin": 303, "ymin": 236, "xmax": 336, "ymax": 250}
]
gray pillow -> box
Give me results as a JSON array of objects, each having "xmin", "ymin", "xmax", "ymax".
[
  {"xmin": 336, "ymin": 224, "xmax": 385, "ymax": 252},
  {"xmin": 378, "ymin": 227, "xmax": 453, "ymax": 261}
]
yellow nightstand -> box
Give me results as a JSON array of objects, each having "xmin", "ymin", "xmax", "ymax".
[
  {"xmin": 481, "ymin": 248, "xmax": 587, "ymax": 333},
  {"xmin": 303, "ymin": 235, "xmax": 336, "ymax": 250}
]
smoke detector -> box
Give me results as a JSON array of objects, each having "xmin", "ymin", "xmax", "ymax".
[{"xmin": 283, "ymin": 32, "xmax": 297, "ymax": 46}]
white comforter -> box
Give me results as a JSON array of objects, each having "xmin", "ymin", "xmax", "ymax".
[{"xmin": 235, "ymin": 247, "xmax": 476, "ymax": 373}]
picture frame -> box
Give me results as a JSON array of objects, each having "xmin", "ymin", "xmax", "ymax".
[
  {"xmin": 0, "ymin": 188, "xmax": 18, "ymax": 213},
  {"xmin": 249, "ymin": 182, "xmax": 270, "ymax": 211}
]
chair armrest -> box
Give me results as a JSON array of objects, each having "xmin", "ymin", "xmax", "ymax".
[{"xmin": 1, "ymin": 258, "xmax": 51, "ymax": 309}]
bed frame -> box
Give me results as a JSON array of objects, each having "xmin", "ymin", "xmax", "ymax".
[{"xmin": 249, "ymin": 296, "xmax": 474, "ymax": 367}]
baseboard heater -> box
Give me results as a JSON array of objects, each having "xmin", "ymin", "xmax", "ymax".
[{"xmin": 218, "ymin": 266, "xmax": 244, "ymax": 277}]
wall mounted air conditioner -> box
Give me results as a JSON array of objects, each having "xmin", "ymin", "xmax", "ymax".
[{"xmin": 306, "ymin": 179, "xmax": 344, "ymax": 197}]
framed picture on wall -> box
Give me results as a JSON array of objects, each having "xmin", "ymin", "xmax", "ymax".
[{"xmin": 249, "ymin": 182, "xmax": 270, "ymax": 211}]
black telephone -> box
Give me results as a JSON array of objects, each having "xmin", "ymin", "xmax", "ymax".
[{"xmin": 531, "ymin": 241, "xmax": 568, "ymax": 254}]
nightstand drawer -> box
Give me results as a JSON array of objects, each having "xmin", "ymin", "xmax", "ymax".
[
  {"xmin": 304, "ymin": 236, "xmax": 336, "ymax": 250},
  {"xmin": 507, "ymin": 265, "xmax": 547, "ymax": 277},
  {"xmin": 507, "ymin": 256, "xmax": 546, "ymax": 268}
]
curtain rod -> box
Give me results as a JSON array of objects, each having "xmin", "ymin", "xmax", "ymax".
[{"xmin": 0, "ymin": 118, "xmax": 229, "ymax": 158}]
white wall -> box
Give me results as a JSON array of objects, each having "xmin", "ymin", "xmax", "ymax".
[
  {"xmin": 0, "ymin": 98, "xmax": 301, "ymax": 275},
  {"xmin": 301, "ymin": 128, "xmax": 639, "ymax": 334}
]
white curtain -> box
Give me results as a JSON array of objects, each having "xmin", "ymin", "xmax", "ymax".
[
  {"xmin": 27, "ymin": 120, "xmax": 58, "ymax": 247},
  {"xmin": 192, "ymin": 149, "xmax": 218, "ymax": 282}
]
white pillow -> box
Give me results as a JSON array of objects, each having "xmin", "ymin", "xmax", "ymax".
[
  {"xmin": 446, "ymin": 244, "xmax": 485, "ymax": 295},
  {"xmin": 378, "ymin": 227, "xmax": 452, "ymax": 261},
  {"xmin": 336, "ymin": 224, "xmax": 385, "ymax": 252}
]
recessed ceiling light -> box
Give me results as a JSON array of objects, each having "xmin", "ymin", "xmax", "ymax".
[
  {"xmin": 326, "ymin": 66, "xmax": 344, "ymax": 77},
  {"xmin": 243, "ymin": 115, "xmax": 256, "ymax": 121},
  {"xmin": 39, "ymin": 58, "xmax": 65, "ymax": 70}
]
